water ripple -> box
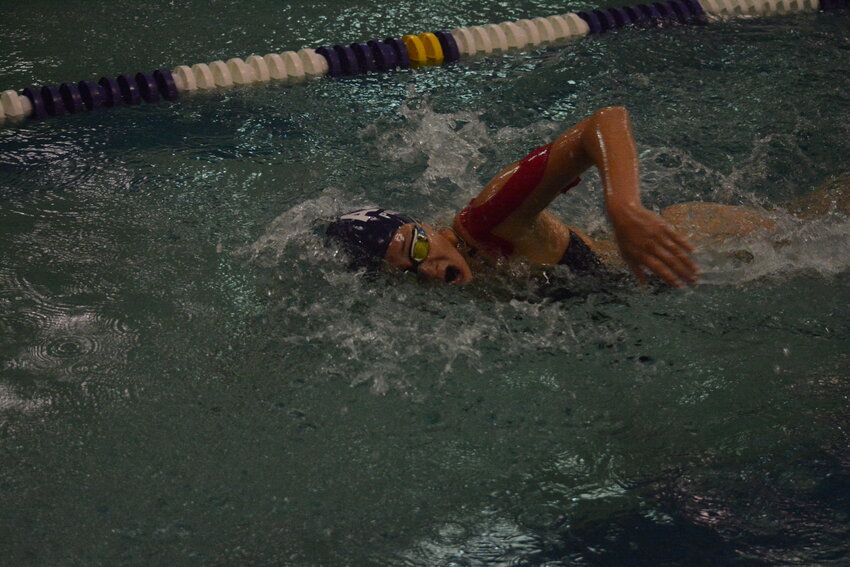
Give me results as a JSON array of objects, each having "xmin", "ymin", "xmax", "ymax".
[{"xmin": 1, "ymin": 267, "xmax": 138, "ymax": 383}]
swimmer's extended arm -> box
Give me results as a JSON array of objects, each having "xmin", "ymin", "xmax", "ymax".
[{"xmin": 529, "ymin": 106, "xmax": 699, "ymax": 287}]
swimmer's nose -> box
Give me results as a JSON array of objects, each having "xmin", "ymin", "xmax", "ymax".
[{"xmin": 444, "ymin": 266, "xmax": 461, "ymax": 283}]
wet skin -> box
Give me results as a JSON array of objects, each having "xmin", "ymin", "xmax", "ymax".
[
  {"xmin": 380, "ymin": 107, "xmax": 701, "ymax": 288},
  {"xmin": 447, "ymin": 107, "xmax": 699, "ymax": 289},
  {"xmin": 380, "ymin": 108, "xmax": 850, "ymax": 289},
  {"xmin": 381, "ymin": 194, "xmax": 850, "ymax": 286},
  {"xmin": 384, "ymin": 223, "xmax": 474, "ymax": 284}
]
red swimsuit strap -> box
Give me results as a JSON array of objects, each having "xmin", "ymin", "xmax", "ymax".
[{"xmin": 458, "ymin": 143, "xmax": 580, "ymax": 257}]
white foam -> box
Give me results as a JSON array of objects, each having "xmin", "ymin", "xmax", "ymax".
[
  {"xmin": 244, "ymin": 187, "xmax": 351, "ymax": 268},
  {"xmin": 697, "ymin": 212, "xmax": 850, "ymax": 285},
  {"xmin": 363, "ymin": 95, "xmax": 560, "ymax": 211}
]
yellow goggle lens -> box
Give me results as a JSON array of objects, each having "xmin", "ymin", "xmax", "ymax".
[{"xmin": 410, "ymin": 225, "xmax": 430, "ymax": 264}]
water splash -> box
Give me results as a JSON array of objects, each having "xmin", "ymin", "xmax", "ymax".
[
  {"xmin": 245, "ymin": 190, "xmax": 629, "ymax": 394},
  {"xmin": 245, "ymin": 99, "xmax": 850, "ymax": 395},
  {"xmin": 696, "ymin": 212, "xmax": 850, "ymax": 285},
  {"xmin": 362, "ymin": 94, "xmax": 560, "ymax": 213},
  {"xmin": 244, "ymin": 186, "xmax": 349, "ymax": 268}
]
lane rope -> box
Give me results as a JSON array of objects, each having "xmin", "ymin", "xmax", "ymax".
[{"xmin": 0, "ymin": 0, "xmax": 845, "ymax": 127}]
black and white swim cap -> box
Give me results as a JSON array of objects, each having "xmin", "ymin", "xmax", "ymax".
[{"xmin": 325, "ymin": 208, "xmax": 415, "ymax": 270}]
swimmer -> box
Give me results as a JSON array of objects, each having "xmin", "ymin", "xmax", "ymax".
[{"xmin": 326, "ymin": 106, "xmax": 848, "ymax": 288}]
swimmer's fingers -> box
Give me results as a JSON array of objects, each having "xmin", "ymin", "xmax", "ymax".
[
  {"xmin": 625, "ymin": 236, "xmax": 697, "ymax": 288},
  {"xmin": 641, "ymin": 253, "xmax": 688, "ymax": 289},
  {"xmin": 642, "ymin": 223, "xmax": 699, "ymax": 285},
  {"xmin": 651, "ymin": 243, "xmax": 699, "ymax": 286},
  {"xmin": 664, "ymin": 224, "xmax": 695, "ymax": 254},
  {"xmin": 659, "ymin": 234, "xmax": 700, "ymax": 283},
  {"xmin": 611, "ymin": 204, "xmax": 698, "ymax": 287},
  {"xmin": 626, "ymin": 258, "xmax": 648, "ymax": 286}
]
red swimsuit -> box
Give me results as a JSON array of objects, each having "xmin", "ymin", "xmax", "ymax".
[{"xmin": 458, "ymin": 143, "xmax": 580, "ymax": 257}]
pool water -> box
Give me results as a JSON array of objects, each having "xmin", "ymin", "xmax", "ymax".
[{"xmin": 1, "ymin": 2, "xmax": 849, "ymax": 565}]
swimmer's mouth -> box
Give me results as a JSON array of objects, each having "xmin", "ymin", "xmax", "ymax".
[{"xmin": 445, "ymin": 266, "xmax": 461, "ymax": 283}]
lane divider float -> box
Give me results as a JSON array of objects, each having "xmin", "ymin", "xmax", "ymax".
[{"xmin": 0, "ymin": 0, "xmax": 846, "ymax": 127}]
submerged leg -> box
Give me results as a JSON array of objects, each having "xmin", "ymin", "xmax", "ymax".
[
  {"xmin": 660, "ymin": 201, "xmax": 776, "ymax": 246},
  {"xmin": 783, "ymin": 174, "xmax": 850, "ymax": 219}
]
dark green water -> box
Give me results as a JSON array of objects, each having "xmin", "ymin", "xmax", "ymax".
[{"xmin": 1, "ymin": 2, "xmax": 849, "ymax": 565}]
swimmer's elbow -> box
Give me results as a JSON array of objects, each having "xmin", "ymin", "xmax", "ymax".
[
  {"xmin": 584, "ymin": 106, "xmax": 634, "ymax": 146},
  {"xmin": 592, "ymin": 106, "xmax": 629, "ymax": 122}
]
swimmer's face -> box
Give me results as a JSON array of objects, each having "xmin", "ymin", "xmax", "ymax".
[{"xmin": 384, "ymin": 223, "xmax": 473, "ymax": 284}]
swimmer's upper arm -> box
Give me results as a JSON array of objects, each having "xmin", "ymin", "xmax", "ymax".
[{"xmin": 475, "ymin": 106, "xmax": 642, "ymax": 231}]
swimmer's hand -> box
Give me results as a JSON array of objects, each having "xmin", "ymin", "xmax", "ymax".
[{"xmin": 609, "ymin": 204, "xmax": 699, "ymax": 288}]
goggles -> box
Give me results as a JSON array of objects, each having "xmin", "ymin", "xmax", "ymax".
[{"xmin": 408, "ymin": 224, "xmax": 430, "ymax": 270}]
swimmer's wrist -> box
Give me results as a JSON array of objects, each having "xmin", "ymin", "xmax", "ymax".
[{"xmin": 606, "ymin": 200, "xmax": 643, "ymax": 222}]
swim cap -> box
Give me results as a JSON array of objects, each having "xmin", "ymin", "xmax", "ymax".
[{"xmin": 325, "ymin": 208, "xmax": 415, "ymax": 270}]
